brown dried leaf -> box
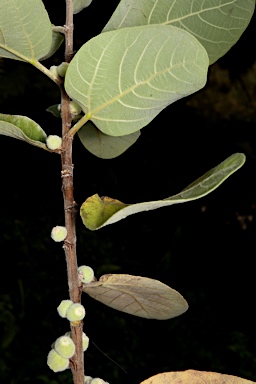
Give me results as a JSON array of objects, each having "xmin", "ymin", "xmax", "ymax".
[
  {"xmin": 83, "ymin": 274, "xmax": 188, "ymax": 320},
  {"xmin": 140, "ymin": 370, "xmax": 255, "ymax": 384}
]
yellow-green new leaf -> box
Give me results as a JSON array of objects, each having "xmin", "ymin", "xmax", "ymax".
[
  {"xmin": 103, "ymin": 0, "xmax": 255, "ymax": 64},
  {"xmin": 78, "ymin": 122, "xmax": 140, "ymax": 159},
  {"xmin": 83, "ymin": 274, "xmax": 188, "ymax": 320},
  {"xmin": 139, "ymin": 370, "xmax": 256, "ymax": 384},
  {"xmin": 0, "ymin": 114, "xmax": 47, "ymax": 149},
  {"xmin": 0, "ymin": 0, "xmax": 52, "ymax": 62},
  {"xmin": 65, "ymin": 25, "xmax": 209, "ymax": 137},
  {"xmin": 80, "ymin": 153, "xmax": 245, "ymax": 230}
]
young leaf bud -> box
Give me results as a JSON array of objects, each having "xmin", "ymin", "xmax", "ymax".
[
  {"xmin": 78, "ymin": 265, "xmax": 94, "ymax": 284},
  {"xmin": 51, "ymin": 226, "xmax": 67, "ymax": 242},
  {"xmin": 47, "ymin": 349, "xmax": 69, "ymax": 372},
  {"xmin": 54, "ymin": 336, "xmax": 76, "ymax": 359},
  {"xmin": 69, "ymin": 100, "xmax": 82, "ymax": 116},
  {"xmin": 57, "ymin": 299, "xmax": 73, "ymax": 318},
  {"xmin": 46, "ymin": 135, "xmax": 62, "ymax": 150},
  {"xmin": 84, "ymin": 376, "xmax": 93, "ymax": 384},
  {"xmin": 66, "ymin": 303, "xmax": 86, "ymax": 322},
  {"xmin": 57, "ymin": 62, "xmax": 69, "ymax": 77}
]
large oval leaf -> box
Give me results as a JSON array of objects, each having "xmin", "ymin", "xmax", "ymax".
[
  {"xmin": 83, "ymin": 274, "xmax": 188, "ymax": 320},
  {"xmin": 78, "ymin": 122, "xmax": 140, "ymax": 159},
  {"xmin": 0, "ymin": 114, "xmax": 47, "ymax": 149},
  {"xmin": 0, "ymin": 0, "xmax": 52, "ymax": 62},
  {"xmin": 103, "ymin": 0, "xmax": 255, "ymax": 64},
  {"xmin": 80, "ymin": 153, "xmax": 245, "ymax": 230},
  {"xmin": 140, "ymin": 370, "xmax": 255, "ymax": 384},
  {"xmin": 65, "ymin": 24, "xmax": 208, "ymax": 137}
]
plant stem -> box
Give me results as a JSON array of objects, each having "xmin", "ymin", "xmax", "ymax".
[{"xmin": 60, "ymin": 1, "xmax": 84, "ymax": 383}]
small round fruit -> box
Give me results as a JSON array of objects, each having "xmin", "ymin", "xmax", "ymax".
[
  {"xmin": 91, "ymin": 378, "xmax": 107, "ymax": 384},
  {"xmin": 47, "ymin": 349, "xmax": 69, "ymax": 372},
  {"xmin": 57, "ymin": 299, "xmax": 73, "ymax": 318},
  {"xmin": 57, "ymin": 62, "xmax": 69, "ymax": 77},
  {"xmin": 54, "ymin": 336, "xmax": 75, "ymax": 358},
  {"xmin": 78, "ymin": 265, "xmax": 94, "ymax": 284},
  {"xmin": 84, "ymin": 376, "xmax": 93, "ymax": 384},
  {"xmin": 51, "ymin": 226, "xmax": 67, "ymax": 242},
  {"xmin": 65, "ymin": 331, "xmax": 89, "ymax": 351},
  {"xmin": 46, "ymin": 135, "xmax": 62, "ymax": 150},
  {"xmin": 66, "ymin": 303, "xmax": 86, "ymax": 322},
  {"xmin": 69, "ymin": 101, "xmax": 82, "ymax": 116}
]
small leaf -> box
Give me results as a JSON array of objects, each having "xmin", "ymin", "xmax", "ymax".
[
  {"xmin": 83, "ymin": 274, "xmax": 188, "ymax": 320},
  {"xmin": 78, "ymin": 122, "xmax": 140, "ymax": 159},
  {"xmin": 80, "ymin": 153, "xmax": 245, "ymax": 230},
  {"xmin": 0, "ymin": 0, "xmax": 52, "ymax": 62},
  {"xmin": 40, "ymin": 27, "xmax": 64, "ymax": 61},
  {"xmin": 65, "ymin": 25, "xmax": 208, "ymax": 137},
  {"xmin": 46, "ymin": 105, "xmax": 61, "ymax": 119},
  {"xmin": 103, "ymin": 0, "xmax": 255, "ymax": 64},
  {"xmin": 0, "ymin": 114, "xmax": 47, "ymax": 149},
  {"xmin": 139, "ymin": 370, "xmax": 255, "ymax": 384},
  {"xmin": 73, "ymin": 0, "xmax": 93, "ymax": 14}
]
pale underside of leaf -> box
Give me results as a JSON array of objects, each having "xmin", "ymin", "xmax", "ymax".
[
  {"xmin": 80, "ymin": 153, "xmax": 245, "ymax": 230},
  {"xmin": 40, "ymin": 28, "xmax": 64, "ymax": 61},
  {"xmin": 65, "ymin": 24, "xmax": 209, "ymax": 137},
  {"xmin": 103, "ymin": 0, "xmax": 255, "ymax": 64},
  {"xmin": 0, "ymin": 114, "xmax": 47, "ymax": 149},
  {"xmin": 0, "ymin": 0, "xmax": 52, "ymax": 61},
  {"xmin": 83, "ymin": 274, "xmax": 188, "ymax": 320},
  {"xmin": 73, "ymin": 0, "xmax": 93, "ymax": 14},
  {"xmin": 78, "ymin": 121, "xmax": 141, "ymax": 159},
  {"xmin": 139, "ymin": 369, "xmax": 255, "ymax": 384}
]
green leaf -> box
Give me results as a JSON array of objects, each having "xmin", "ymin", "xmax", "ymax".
[
  {"xmin": 78, "ymin": 121, "xmax": 140, "ymax": 159},
  {"xmin": 83, "ymin": 274, "xmax": 188, "ymax": 320},
  {"xmin": 0, "ymin": 0, "xmax": 52, "ymax": 62},
  {"xmin": 46, "ymin": 105, "xmax": 61, "ymax": 119},
  {"xmin": 40, "ymin": 27, "xmax": 64, "ymax": 61},
  {"xmin": 73, "ymin": 0, "xmax": 93, "ymax": 14},
  {"xmin": 103, "ymin": 0, "xmax": 255, "ymax": 64},
  {"xmin": 65, "ymin": 25, "xmax": 208, "ymax": 137},
  {"xmin": 80, "ymin": 153, "xmax": 245, "ymax": 230},
  {"xmin": 0, "ymin": 114, "xmax": 47, "ymax": 149}
]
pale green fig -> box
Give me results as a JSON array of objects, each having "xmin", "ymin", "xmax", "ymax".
[
  {"xmin": 51, "ymin": 226, "xmax": 67, "ymax": 242},
  {"xmin": 69, "ymin": 100, "xmax": 82, "ymax": 116},
  {"xmin": 46, "ymin": 135, "xmax": 62, "ymax": 150},
  {"xmin": 54, "ymin": 335, "xmax": 76, "ymax": 358},
  {"xmin": 57, "ymin": 62, "xmax": 69, "ymax": 77},
  {"xmin": 49, "ymin": 65, "xmax": 59, "ymax": 76},
  {"xmin": 78, "ymin": 265, "xmax": 94, "ymax": 284},
  {"xmin": 65, "ymin": 331, "xmax": 89, "ymax": 351},
  {"xmin": 57, "ymin": 299, "xmax": 73, "ymax": 318},
  {"xmin": 91, "ymin": 378, "xmax": 108, "ymax": 384},
  {"xmin": 47, "ymin": 349, "xmax": 69, "ymax": 372},
  {"xmin": 66, "ymin": 303, "xmax": 86, "ymax": 322},
  {"xmin": 84, "ymin": 376, "xmax": 93, "ymax": 384}
]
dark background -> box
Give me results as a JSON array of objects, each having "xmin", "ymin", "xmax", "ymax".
[{"xmin": 1, "ymin": 1, "xmax": 256, "ymax": 383}]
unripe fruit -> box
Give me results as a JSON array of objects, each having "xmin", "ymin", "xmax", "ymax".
[
  {"xmin": 91, "ymin": 378, "xmax": 107, "ymax": 384},
  {"xmin": 69, "ymin": 100, "xmax": 82, "ymax": 116},
  {"xmin": 65, "ymin": 331, "xmax": 89, "ymax": 352},
  {"xmin": 57, "ymin": 62, "xmax": 69, "ymax": 77},
  {"xmin": 47, "ymin": 349, "xmax": 69, "ymax": 372},
  {"xmin": 78, "ymin": 265, "xmax": 94, "ymax": 284},
  {"xmin": 46, "ymin": 135, "xmax": 62, "ymax": 150},
  {"xmin": 57, "ymin": 299, "xmax": 73, "ymax": 318},
  {"xmin": 51, "ymin": 226, "xmax": 67, "ymax": 242},
  {"xmin": 66, "ymin": 303, "xmax": 86, "ymax": 322},
  {"xmin": 84, "ymin": 375, "xmax": 93, "ymax": 384},
  {"xmin": 54, "ymin": 336, "xmax": 76, "ymax": 358},
  {"xmin": 50, "ymin": 65, "xmax": 58, "ymax": 76}
]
